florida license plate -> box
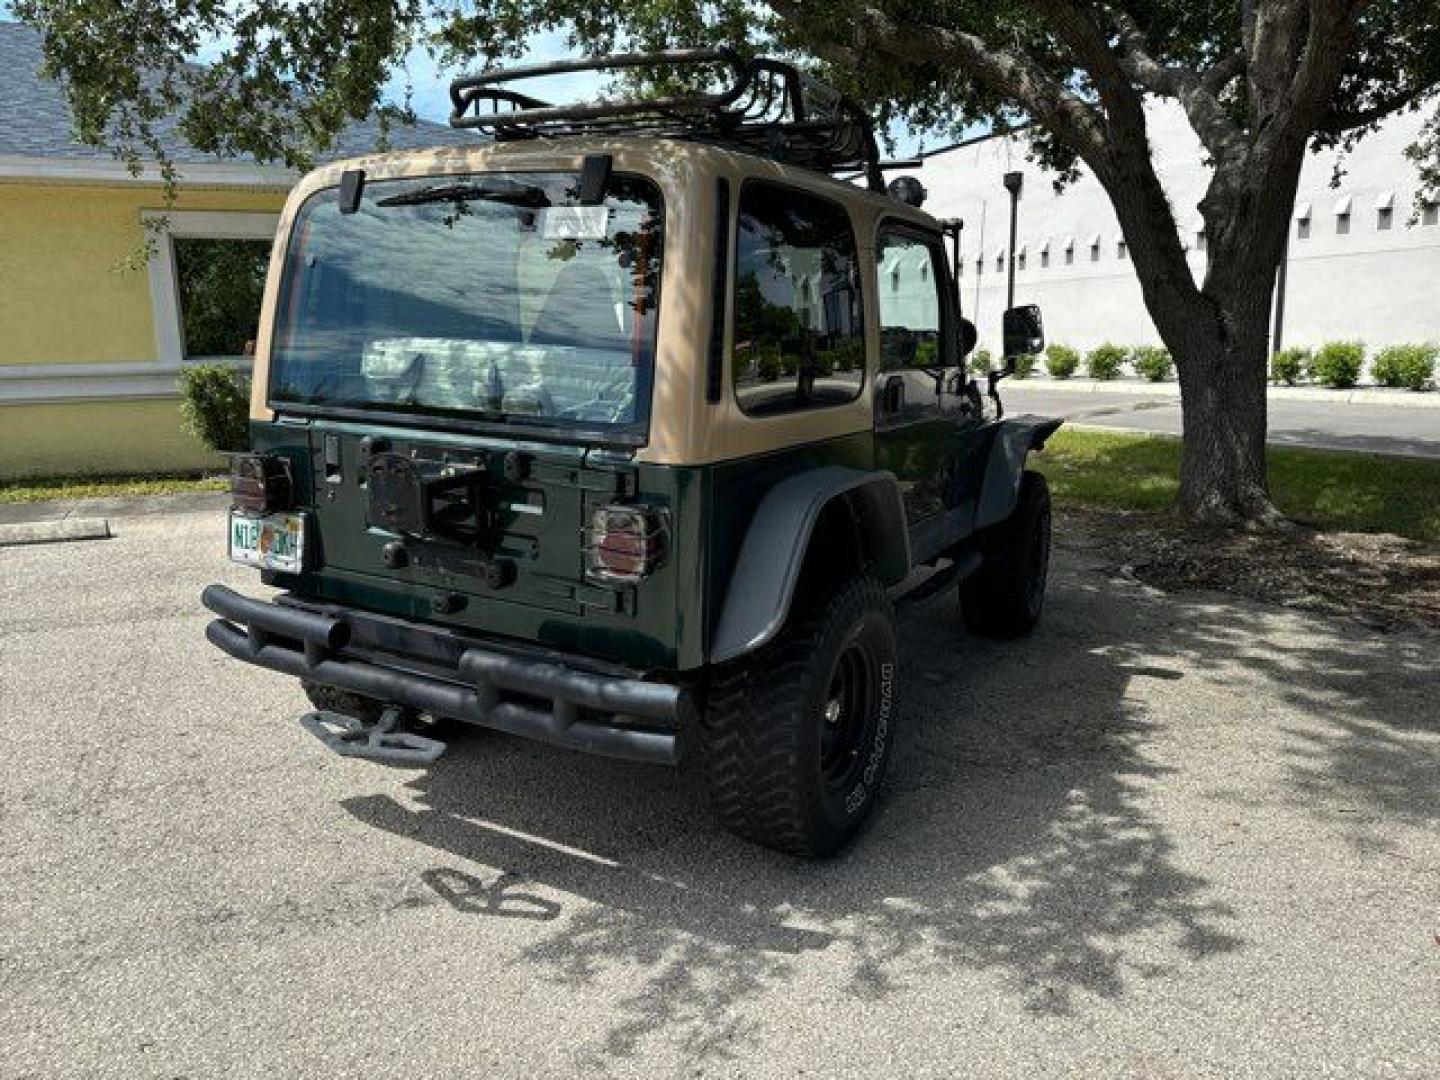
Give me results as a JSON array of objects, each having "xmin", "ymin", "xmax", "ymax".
[{"xmin": 228, "ymin": 511, "xmax": 307, "ymax": 572}]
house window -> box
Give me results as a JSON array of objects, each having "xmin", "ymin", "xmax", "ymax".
[
  {"xmin": 1041, "ymin": 250, "xmax": 1050, "ymax": 269},
  {"xmin": 1090, "ymin": 242, "xmax": 1100, "ymax": 263},
  {"xmin": 732, "ymin": 181, "xmax": 864, "ymax": 415},
  {"xmin": 173, "ymin": 239, "xmax": 271, "ymax": 359},
  {"xmin": 1424, "ymin": 202, "xmax": 1439, "ymax": 227},
  {"xmin": 1337, "ymin": 213, "xmax": 1351, "ymax": 235},
  {"xmin": 1297, "ymin": 218, "xmax": 1311, "ymax": 240},
  {"xmin": 996, "ymin": 252, "xmax": 1005, "ymax": 272},
  {"xmin": 142, "ymin": 210, "xmax": 281, "ymax": 368},
  {"xmin": 1117, "ymin": 239, "xmax": 1128, "ymax": 260},
  {"xmin": 1196, "ymin": 230, "xmax": 1207, "ymax": 252},
  {"xmin": 1018, "ymin": 252, "xmax": 1027, "ymax": 271},
  {"xmin": 1065, "ymin": 247, "xmax": 1075, "ymax": 266},
  {"xmin": 1375, "ymin": 192, "xmax": 1395, "ymax": 231}
]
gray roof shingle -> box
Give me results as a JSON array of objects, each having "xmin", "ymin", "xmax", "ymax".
[{"xmin": 0, "ymin": 20, "xmax": 474, "ymax": 164}]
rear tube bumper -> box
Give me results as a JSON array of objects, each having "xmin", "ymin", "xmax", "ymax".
[{"xmin": 201, "ymin": 584, "xmax": 687, "ymax": 765}]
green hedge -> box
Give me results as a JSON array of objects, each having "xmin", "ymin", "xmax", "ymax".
[
  {"xmin": 1371, "ymin": 344, "xmax": 1437, "ymax": 391},
  {"xmin": 179, "ymin": 364, "xmax": 251, "ymax": 453},
  {"xmin": 1309, "ymin": 342, "xmax": 1365, "ymax": 389},
  {"xmin": 1270, "ymin": 347, "xmax": 1310, "ymax": 386},
  {"xmin": 1132, "ymin": 346, "xmax": 1174, "ymax": 382},
  {"xmin": 1045, "ymin": 344, "xmax": 1080, "ymax": 379},
  {"xmin": 1086, "ymin": 343, "xmax": 1128, "ymax": 381}
]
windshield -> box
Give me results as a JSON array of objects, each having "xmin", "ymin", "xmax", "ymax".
[{"xmin": 269, "ymin": 171, "xmax": 663, "ymax": 435}]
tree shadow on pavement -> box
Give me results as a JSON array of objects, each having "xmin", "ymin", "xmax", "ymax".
[{"xmin": 338, "ymin": 543, "xmax": 1436, "ymax": 1066}]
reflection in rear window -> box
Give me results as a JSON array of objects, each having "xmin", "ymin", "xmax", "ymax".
[{"xmin": 269, "ymin": 172, "xmax": 662, "ymax": 434}]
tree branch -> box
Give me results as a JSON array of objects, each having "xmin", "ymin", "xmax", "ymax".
[
  {"xmin": 1108, "ymin": 8, "xmax": 1246, "ymax": 164},
  {"xmin": 767, "ymin": 0, "xmax": 1108, "ymax": 160},
  {"xmin": 1021, "ymin": 0, "xmax": 1142, "ymax": 127},
  {"xmin": 1320, "ymin": 86, "xmax": 1430, "ymax": 134},
  {"xmin": 1201, "ymin": 50, "xmax": 1246, "ymax": 97}
]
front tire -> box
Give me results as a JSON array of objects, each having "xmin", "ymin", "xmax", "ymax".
[
  {"xmin": 960, "ymin": 470, "xmax": 1052, "ymax": 638},
  {"xmin": 703, "ymin": 575, "xmax": 900, "ymax": 857}
]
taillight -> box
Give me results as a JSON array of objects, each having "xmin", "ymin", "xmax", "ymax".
[
  {"xmin": 586, "ymin": 505, "xmax": 667, "ymax": 583},
  {"xmin": 230, "ymin": 453, "xmax": 293, "ymax": 513}
]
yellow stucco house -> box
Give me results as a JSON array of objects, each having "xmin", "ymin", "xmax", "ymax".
[{"xmin": 0, "ymin": 21, "xmax": 460, "ymax": 479}]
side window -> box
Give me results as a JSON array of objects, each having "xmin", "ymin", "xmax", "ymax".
[
  {"xmin": 877, "ymin": 229, "xmax": 948, "ymax": 370},
  {"xmin": 732, "ymin": 182, "xmax": 865, "ymax": 415}
]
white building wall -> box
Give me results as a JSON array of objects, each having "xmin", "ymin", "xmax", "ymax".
[{"xmin": 914, "ymin": 101, "xmax": 1440, "ymax": 360}]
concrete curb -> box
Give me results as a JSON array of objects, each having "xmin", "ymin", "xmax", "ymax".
[
  {"xmin": 0, "ymin": 517, "xmax": 112, "ymax": 546},
  {"xmin": 1061, "ymin": 422, "xmax": 1440, "ymax": 459},
  {"xmin": 0, "ymin": 490, "xmax": 227, "ymax": 527},
  {"xmin": 1010, "ymin": 377, "xmax": 1440, "ymax": 408}
]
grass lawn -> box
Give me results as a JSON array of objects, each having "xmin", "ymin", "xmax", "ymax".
[
  {"xmin": 1034, "ymin": 429, "xmax": 1440, "ymax": 544},
  {"xmin": 0, "ymin": 473, "xmax": 227, "ymax": 504},
  {"xmin": 1, "ymin": 432, "xmax": 1435, "ymax": 544}
]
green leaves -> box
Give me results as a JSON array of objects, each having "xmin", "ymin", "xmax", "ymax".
[
  {"xmin": 178, "ymin": 364, "xmax": 251, "ymax": 452},
  {"xmin": 16, "ymin": 0, "xmax": 1437, "ymax": 206}
]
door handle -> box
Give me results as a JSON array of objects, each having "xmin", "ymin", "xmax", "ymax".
[{"xmin": 881, "ymin": 375, "xmax": 905, "ymax": 414}]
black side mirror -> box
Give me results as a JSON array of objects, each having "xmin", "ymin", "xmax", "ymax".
[
  {"xmin": 957, "ymin": 318, "xmax": 978, "ymax": 360},
  {"xmin": 1003, "ymin": 304, "xmax": 1044, "ymax": 364}
]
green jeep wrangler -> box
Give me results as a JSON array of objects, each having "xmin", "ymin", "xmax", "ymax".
[{"xmin": 202, "ymin": 51, "xmax": 1060, "ymax": 856}]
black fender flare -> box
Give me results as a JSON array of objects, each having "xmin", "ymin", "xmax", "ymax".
[
  {"xmin": 709, "ymin": 467, "xmax": 910, "ymax": 664},
  {"xmin": 974, "ymin": 415, "xmax": 1063, "ymax": 531}
]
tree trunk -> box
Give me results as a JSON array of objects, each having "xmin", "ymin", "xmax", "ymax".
[
  {"xmin": 1092, "ymin": 131, "xmax": 1299, "ymax": 527},
  {"xmin": 1171, "ymin": 301, "xmax": 1276, "ymax": 523}
]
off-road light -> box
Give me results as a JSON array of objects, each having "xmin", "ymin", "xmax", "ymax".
[
  {"xmin": 230, "ymin": 453, "xmax": 293, "ymax": 513},
  {"xmin": 887, "ymin": 176, "xmax": 927, "ymax": 208},
  {"xmin": 586, "ymin": 505, "xmax": 667, "ymax": 583}
]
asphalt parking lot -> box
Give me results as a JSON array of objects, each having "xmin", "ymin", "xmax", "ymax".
[
  {"xmin": 1005, "ymin": 383, "xmax": 1440, "ymax": 458},
  {"xmin": 2, "ymin": 499, "xmax": 1437, "ymax": 1078}
]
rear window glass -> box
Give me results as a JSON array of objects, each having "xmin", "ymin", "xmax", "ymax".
[
  {"xmin": 269, "ymin": 172, "xmax": 663, "ymax": 436},
  {"xmin": 732, "ymin": 182, "xmax": 865, "ymax": 416}
]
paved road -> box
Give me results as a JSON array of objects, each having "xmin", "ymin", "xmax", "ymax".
[
  {"xmin": 1005, "ymin": 384, "xmax": 1440, "ymax": 457},
  {"xmin": 3, "ymin": 504, "xmax": 1437, "ymax": 1078}
]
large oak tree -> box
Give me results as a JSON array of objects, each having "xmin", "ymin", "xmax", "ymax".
[{"xmin": 15, "ymin": 0, "xmax": 1439, "ymax": 522}]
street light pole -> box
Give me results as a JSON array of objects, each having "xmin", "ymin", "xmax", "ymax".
[
  {"xmin": 1003, "ymin": 171, "xmax": 1023, "ymax": 310},
  {"xmin": 1272, "ymin": 231, "xmax": 1289, "ymax": 354}
]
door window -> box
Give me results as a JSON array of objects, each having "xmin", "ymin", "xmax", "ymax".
[
  {"xmin": 876, "ymin": 230, "xmax": 948, "ymax": 371},
  {"xmin": 732, "ymin": 182, "xmax": 865, "ymax": 415}
]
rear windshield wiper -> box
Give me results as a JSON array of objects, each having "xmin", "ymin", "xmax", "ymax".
[{"xmin": 376, "ymin": 180, "xmax": 551, "ymax": 209}]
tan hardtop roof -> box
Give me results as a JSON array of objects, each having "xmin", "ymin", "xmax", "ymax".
[{"xmin": 298, "ymin": 134, "xmax": 943, "ymax": 233}]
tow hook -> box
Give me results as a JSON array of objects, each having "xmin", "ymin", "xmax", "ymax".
[{"xmin": 299, "ymin": 704, "xmax": 447, "ymax": 766}]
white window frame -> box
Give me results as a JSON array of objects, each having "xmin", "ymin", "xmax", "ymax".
[
  {"xmin": 1333, "ymin": 194, "xmax": 1352, "ymax": 235},
  {"xmin": 1375, "ymin": 191, "xmax": 1395, "ymax": 231},
  {"xmin": 143, "ymin": 210, "xmax": 281, "ymax": 368}
]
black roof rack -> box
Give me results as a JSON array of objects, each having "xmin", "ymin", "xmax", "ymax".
[{"xmin": 448, "ymin": 48, "xmax": 885, "ymax": 191}]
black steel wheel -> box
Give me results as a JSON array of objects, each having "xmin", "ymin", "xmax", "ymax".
[
  {"xmin": 960, "ymin": 470, "xmax": 1052, "ymax": 638},
  {"xmin": 703, "ymin": 574, "xmax": 900, "ymax": 857}
]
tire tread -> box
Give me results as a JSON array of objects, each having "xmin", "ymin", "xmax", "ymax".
[{"xmin": 703, "ymin": 575, "xmax": 893, "ymax": 856}]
